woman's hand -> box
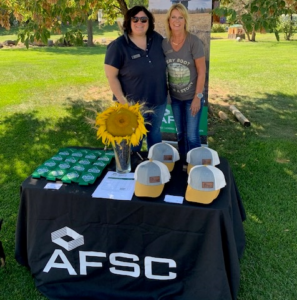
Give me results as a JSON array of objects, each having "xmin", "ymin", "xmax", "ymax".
[
  {"xmin": 104, "ymin": 64, "xmax": 127, "ymax": 104},
  {"xmin": 190, "ymin": 97, "xmax": 201, "ymax": 116}
]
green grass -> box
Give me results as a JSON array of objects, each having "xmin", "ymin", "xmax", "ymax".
[
  {"xmin": 208, "ymin": 34, "xmax": 297, "ymax": 300},
  {"xmin": 0, "ymin": 27, "xmax": 297, "ymax": 300},
  {"xmin": 0, "ymin": 47, "xmax": 109, "ymax": 107}
]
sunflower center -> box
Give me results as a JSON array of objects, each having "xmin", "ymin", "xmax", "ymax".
[{"xmin": 106, "ymin": 108, "xmax": 138, "ymax": 136}]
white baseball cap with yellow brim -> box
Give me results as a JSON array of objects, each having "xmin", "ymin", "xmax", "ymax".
[
  {"xmin": 134, "ymin": 160, "xmax": 171, "ymax": 198},
  {"xmin": 185, "ymin": 165, "xmax": 226, "ymax": 204},
  {"xmin": 148, "ymin": 142, "xmax": 180, "ymax": 172},
  {"xmin": 186, "ymin": 147, "xmax": 220, "ymax": 174}
]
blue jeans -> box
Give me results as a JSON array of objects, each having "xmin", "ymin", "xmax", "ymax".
[
  {"xmin": 132, "ymin": 101, "xmax": 167, "ymax": 152},
  {"xmin": 171, "ymin": 96, "xmax": 204, "ymax": 155}
]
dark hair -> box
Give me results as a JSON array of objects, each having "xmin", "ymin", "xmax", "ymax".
[{"xmin": 123, "ymin": 6, "xmax": 155, "ymax": 35}]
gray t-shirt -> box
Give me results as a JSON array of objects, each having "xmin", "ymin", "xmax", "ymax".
[{"xmin": 162, "ymin": 33, "xmax": 204, "ymax": 100}]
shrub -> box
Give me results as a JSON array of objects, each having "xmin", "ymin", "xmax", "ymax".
[
  {"xmin": 211, "ymin": 24, "xmax": 227, "ymax": 33},
  {"xmin": 56, "ymin": 29, "xmax": 84, "ymax": 46},
  {"xmin": 278, "ymin": 15, "xmax": 297, "ymax": 41}
]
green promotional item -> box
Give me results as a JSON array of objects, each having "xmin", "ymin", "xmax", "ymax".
[
  {"xmin": 32, "ymin": 166, "xmax": 52, "ymax": 179},
  {"xmin": 80, "ymin": 149, "xmax": 90, "ymax": 154},
  {"xmin": 58, "ymin": 162, "xmax": 72, "ymax": 171},
  {"xmin": 58, "ymin": 149, "xmax": 72, "ymax": 157},
  {"xmin": 97, "ymin": 156, "xmax": 112, "ymax": 164},
  {"xmin": 43, "ymin": 160, "xmax": 58, "ymax": 169},
  {"xmin": 104, "ymin": 151, "xmax": 115, "ymax": 157},
  {"xmin": 46, "ymin": 169, "xmax": 67, "ymax": 181},
  {"xmin": 72, "ymin": 164, "xmax": 87, "ymax": 173},
  {"xmin": 78, "ymin": 173, "xmax": 97, "ymax": 185},
  {"xmin": 78, "ymin": 158, "xmax": 92, "ymax": 166},
  {"xmin": 64, "ymin": 157, "xmax": 78, "ymax": 164},
  {"xmin": 87, "ymin": 166, "xmax": 102, "ymax": 176},
  {"xmin": 85, "ymin": 153, "xmax": 98, "ymax": 161},
  {"xmin": 31, "ymin": 147, "xmax": 113, "ymax": 184},
  {"xmin": 93, "ymin": 150, "xmax": 104, "ymax": 156},
  {"xmin": 71, "ymin": 151, "xmax": 84, "ymax": 158},
  {"xmin": 61, "ymin": 171, "xmax": 81, "ymax": 183},
  {"xmin": 93, "ymin": 160, "xmax": 108, "ymax": 168},
  {"xmin": 51, "ymin": 155, "xmax": 64, "ymax": 162}
]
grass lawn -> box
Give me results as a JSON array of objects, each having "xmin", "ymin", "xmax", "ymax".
[
  {"xmin": 0, "ymin": 24, "xmax": 297, "ymax": 300},
  {"xmin": 208, "ymin": 33, "xmax": 297, "ymax": 300}
]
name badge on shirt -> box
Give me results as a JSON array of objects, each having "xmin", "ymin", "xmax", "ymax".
[{"xmin": 131, "ymin": 54, "xmax": 141, "ymax": 59}]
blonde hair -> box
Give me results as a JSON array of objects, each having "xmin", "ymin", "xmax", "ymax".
[{"xmin": 165, "ymin": 3, "xmax": 190, "ymax": 40}]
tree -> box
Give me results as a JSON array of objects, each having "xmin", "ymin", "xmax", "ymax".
[
  {"xmin": 280, "ymin": 0, "xmax": 297, "ymax": 40},
  {"xmin": 214, "ymin": 0, "xmax": 288, "ymax": 41},
  {"xmin": 0, "ymin": 1, "xmax": 12, "ymax": 29},
  {"xmin": 127, "ymin": 0, "xmax": 148, "ymax": 8},
  {"xmin": 0, "ymin": 0, "xmax": 128, "ymax": 47}
]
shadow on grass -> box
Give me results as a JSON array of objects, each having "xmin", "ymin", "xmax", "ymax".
[
  {"xmin": 208, "ymin": 91, "xmax": 297, "ymax": 215},
  {"xmin": 0, "ymin": 99, "xmax": 106, "ymax": 187},
  {"xmin": 216, "ymin": 94, "xmax": 297, "ymax": 300},
  {"xmin": 208, "ymin": 91, "xmax": 297, "ymax": 228},
  {"xmin": 208, "ymin": 91, "xmax": 297, "ymax": 141}
]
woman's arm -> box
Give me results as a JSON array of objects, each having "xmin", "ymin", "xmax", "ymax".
[
  {"xmin": 104, "ymin": 64, "xmax": 127, "ymax": 104},
  {"xmin": 194, "ymin": 56, "xmax": 206, "ymax": 96},
  {"xmin": 190, "ymin": 56, "xmax": 206, "ymax": 116}
]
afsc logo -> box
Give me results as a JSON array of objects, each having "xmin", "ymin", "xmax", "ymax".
[
  {"xmin": 162, "ymin": 108, "xmax": 175, "ymax": 125},
  {"xmin": 43, "ymin": 227, "xmax": 177, "ymax": 280}
]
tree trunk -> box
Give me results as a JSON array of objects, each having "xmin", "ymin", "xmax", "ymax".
[
  {"xmin": 116, "ymin": 0, "xmax": 128, "ymax": 15},
  {"xmin": 251, "ymin": 27, "xmax": 256, "ymax": 41},
  {"xmin": 87, "ymin": 18, "xmax": 94, "ymax": 46},
  {"xmin": 243, "ymin": 25, "xmax": 250, "ymax": 41},
  {"xmin": 288, "ymin": 14, "xmax": 293, "ymax": 40}
]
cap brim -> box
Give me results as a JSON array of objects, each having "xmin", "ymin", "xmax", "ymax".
[
  {"xmin": 134, "ymin": 181, "xmax": 164, "ymax": 198},
  {"xmin": 185, "ymin": 186, "xmax": 220, "ymax": 204},
  {"xmin": 163, "ymin": 162, "xmax": 175, "ymax": 172}
]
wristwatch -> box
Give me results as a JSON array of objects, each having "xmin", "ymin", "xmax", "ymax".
[{"xmin": 197, "ymin": 93, "xmax": 203, "ymax": 99}]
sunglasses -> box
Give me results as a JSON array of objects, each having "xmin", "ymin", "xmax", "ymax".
[{"xmin": 131, "ymin": 16, "xmax": 149, "ymax": 23}]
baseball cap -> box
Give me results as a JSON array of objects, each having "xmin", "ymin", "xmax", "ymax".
[
  {"xmin": 134, "ymin": 160, "xmax": 171, "ymax": 198},
  {"xmin": 148, "ymin": 142, "xmax": 180, "ymax": 172},
  {"xmin": 186, "ymin": 147, "xmax": 220, "ymax": 174},
  {"xmin": 185, "ymin": 165, "xmax": 226, "ymax": 204}
]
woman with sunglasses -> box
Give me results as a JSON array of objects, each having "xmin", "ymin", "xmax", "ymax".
[
  {"xmin": 104, "ymin": 6, "xmax": 167, "ymax": 152},
  {"xmin": 162, "ymin": 4, "xmax": 206, "ymax": 155}
]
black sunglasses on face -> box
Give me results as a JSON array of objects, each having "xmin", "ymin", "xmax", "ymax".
[{"xmin": 131, "ymin": 16, "xmax": 148, "ymax": 23}]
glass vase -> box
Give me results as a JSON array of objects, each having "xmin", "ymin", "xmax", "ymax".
[{"xmin": 112, "ymin": 140, "xmax": 131, "ymax": 174}]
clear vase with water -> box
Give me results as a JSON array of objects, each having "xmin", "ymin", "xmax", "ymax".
[{"xmin": 112, "ymin": 140, "xmax": 131, "ymax": 173}]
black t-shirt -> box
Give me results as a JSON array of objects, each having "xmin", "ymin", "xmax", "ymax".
[{"xmin": 105, "ymin": 31, "xmax": 167, "ymax": 107}]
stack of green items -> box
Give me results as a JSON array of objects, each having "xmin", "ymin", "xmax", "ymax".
[{"xmin": 32, "ymin": 148, "xmax": 115, "ymax": 185}]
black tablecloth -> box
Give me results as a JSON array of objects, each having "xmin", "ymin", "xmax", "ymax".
[{"xmin": 15, "ymin": 151, "xmax": 246, "ymax": 300}]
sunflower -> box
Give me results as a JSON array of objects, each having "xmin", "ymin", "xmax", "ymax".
[{"xmin": 95, "ymin": 102, "xmax": 148, "ymax": 147}]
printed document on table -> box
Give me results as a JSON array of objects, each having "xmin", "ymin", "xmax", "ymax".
[{"xmin": 92, "ymin": 171, "xmax": 135, "ymax": 200}]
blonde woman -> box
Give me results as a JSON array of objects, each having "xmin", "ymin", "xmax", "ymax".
[{"xmin": 162, "ymin": 3, "xmax": 206, "ymax": 154}]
